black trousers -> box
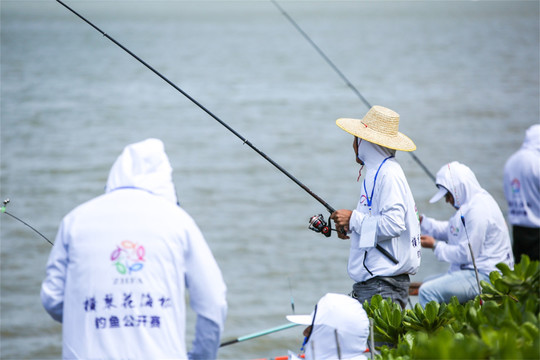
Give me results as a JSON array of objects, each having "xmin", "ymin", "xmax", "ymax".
[
  {"xmin": 513, "ymin": 225, "xmax": 540, "ymax": 262},
  {"xmin": 351, "ymin": 274, "xmax": 410, "ymax": 310}
]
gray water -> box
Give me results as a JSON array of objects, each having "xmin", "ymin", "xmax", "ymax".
[{"xmin": 1, "ymin": 1, "xmax": 538, "ymax": 359}]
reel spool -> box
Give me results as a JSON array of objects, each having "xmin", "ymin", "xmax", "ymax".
[{"xmin": 308, "ymin": 214, "xmax": 332, "ymax": 237}]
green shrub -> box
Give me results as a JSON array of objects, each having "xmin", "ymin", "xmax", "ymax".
[
  {"xmin": 366, "ymin": 256, "xmax": 539, "ymax": 359},
  {"xmin": 402, "ymin": 301, "xmax": 453, "ymax": 333},
  {"xmin": 363, "ymin": 295, "xmax": 406, "ymax": 345},
  {"xmin": 481, "ymin": 254, "xmax": 539, "ymax": 309}
]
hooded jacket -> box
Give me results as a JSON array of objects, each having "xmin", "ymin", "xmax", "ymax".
[
  {"xmin": 422, "ymin": 161, "xmax": 514, "ymax": 275},
  {"xmin": 347, "ymin": 140, "xmax": 421, "ymax": 282},
  {"xmin": 287, "ymin": 293, "xmax": 369, "ymax": 360},
  {"xmin": 41, "ymin": 139, "xmax": 227, "ymax": 360},
  {"xmin": 503, "ymin": 124, "xmax": 540, "ymax": 228}
]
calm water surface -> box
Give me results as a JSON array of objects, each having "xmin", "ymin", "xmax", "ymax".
[{"xmin": 1, "ymin": 1, "xmax": 538, "ymax": 359}]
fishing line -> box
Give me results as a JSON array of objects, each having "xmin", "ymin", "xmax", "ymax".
[
  {"xmin": 288, "ymin": 276, "xmax": 296, "ymax": 314},
  {"xmin": 1, "ymin": 199, "xmax": 54, "ymax": 245},
  {"xmin": 271, "ymin": 0, "xmax": 436, "ymax": 183},
  {"xmin": 55, "ymin": 0, "xmax": 398, "ymax": 265}
]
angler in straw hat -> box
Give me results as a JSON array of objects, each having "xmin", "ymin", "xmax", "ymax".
[{"xmin": 331, "ymin": 106, "xmax": 421, "ymax": 309}]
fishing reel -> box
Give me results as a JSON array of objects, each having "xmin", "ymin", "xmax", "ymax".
[{"xmin": 308, "ymin": 214, "xmax": 333, "ymax": 237}]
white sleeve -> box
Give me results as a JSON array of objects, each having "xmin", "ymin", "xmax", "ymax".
[
  {"xmin": 433, "ymin": 238, "xmax": 471, "ymax": 265},
  {"xmin": 349, "ymin": 209, "xmax": 366, "ymax": 234},
  {"xmin": 40, "ymin": 219, "xmax": 69, "ymax": 323},
  {"xmin": 376, "ymin": 201, "xmax": 407, "ymax": 240},
  {"xmin": 184, "ymin": 220, "xmax": 227, "ymax": 359},
  {"xmin": 420, "ymin": 215, "xmax": 449, "ymax": 241},
  {"xmin": 435, "ymin": 208, "xmax": 485, "ymax": 265},
  {"xmin": 373, "ymin": 173, "xmax": 408, "ymax": 240}
]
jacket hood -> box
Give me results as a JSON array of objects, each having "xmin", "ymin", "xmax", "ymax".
[
  {"xmin": 431, "ymin": 161, "xmax": 483, "ymax": 208},
  {"xmin": 357, "ymin": 139, "xmax": 395, "ymax": 170},
  {"xmin": 522, "ymin": 124, "xmax": 540, "ymax": 152},
  {"xmin": 105, "ymin": 138, "xmax": 178, "ymax": 204}
]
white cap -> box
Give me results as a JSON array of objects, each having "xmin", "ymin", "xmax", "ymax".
[
  {"xmin": 429, "ymin": 185, "xmax": 449, "ymax": 204},
  {"xmin": 286, "ymin": 314, "xmax": 312, "ymax": 325}
]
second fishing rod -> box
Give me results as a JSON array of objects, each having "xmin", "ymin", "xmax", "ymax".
[
  {"xmin": 56, "ymin": 0, "xmax": 398, "ymax": 264},
  {"xmin": 271, "ymin": 0, "xmax": 436, "ymax": 183}
]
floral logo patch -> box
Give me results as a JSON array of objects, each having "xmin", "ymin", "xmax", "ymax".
[
  {"xmin": 110, "ymin": 240, "xmax": 145, "ymax": 275},
  {"xmin": 511, "ymin": 178, "xmax": 520, "ymax": 194}
]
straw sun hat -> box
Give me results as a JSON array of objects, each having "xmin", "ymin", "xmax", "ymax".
[{"xmin": 336, "ymin": 105, "xmax": 416, "ymax": 152}]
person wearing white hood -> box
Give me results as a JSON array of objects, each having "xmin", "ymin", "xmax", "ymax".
[
  {"xmin": 286, "ymin": 293, "xmax": 370, "ymax": 360},
  {"xmin": 331, "ymin": 106, "xmax": 422, "ymax": 309},
  {"xmin": 503, "ymin": 124, "xmax": 540, "ymax": 262},
  {"xmin": 419, "ymin": 161, "xmax": 514, "ymax": 306},
  {"xmin": 41, "ymin": 138, "xmax": 227, "ymax": 360}
]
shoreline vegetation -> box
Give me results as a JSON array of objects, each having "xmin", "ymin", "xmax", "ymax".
[{"xmin": 363, "ymin": 255, "xmax": 539, "ymax": 359}]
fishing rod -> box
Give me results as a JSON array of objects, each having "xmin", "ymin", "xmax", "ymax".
[
  {"xmin": 220, "ymin": 278, "xmax": 299, "ymax": 347},
  {"xmin": 56, "ymin": 0, "xmax": 334, "ymax": 215},
  {"xmin": 271, "ymin": 0, "xmax": 436, "ymax": 183},
  {"xmin": 1, "ymin": 199, "xmax": 54, "ymax": 245},
  {"xmin": 461, "ymin": 216, "xmax": 483, "ymax": 297},
  {"xmin": 447, "ymin": 164, "xmax": 482, "ymax": 298},
  {"xmin": 220, "ymin": 323, "xmax": 299, "ymax": 347},
  {"xmin": 56, "ymin": 0, "xmax": 399, "ymax": 265}
]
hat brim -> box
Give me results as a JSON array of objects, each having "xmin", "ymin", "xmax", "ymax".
[
  {"xmin": 336, "ymin": 118, "xmax": 416, "ymax": 152},
  {"xmin": 286, "ymin": 314, "xmax": 312, "ymax": 325},
  {"xmin": 429, "ymin": 186, "xmax": 448, "ymax": 203}
]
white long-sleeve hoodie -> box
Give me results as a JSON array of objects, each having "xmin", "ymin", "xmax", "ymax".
[
  {"xmin": 41, "ymin": 138, "xmax": 227, "ymax": 360},
  {"xmin": 503, "ymin": 124, "xmax": 540, "ymax": 228},
  {"xmin": 347, "ymin": 140, "xmax": 421, "ymax": 282},
  {"xmin": 422, "ymin": 161, "xmax": 514, "ymax": 275}
]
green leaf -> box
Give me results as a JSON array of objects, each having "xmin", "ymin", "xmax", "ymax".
[
  {"xmin": 391, "ymin": 308, "xmax": 402, "ymax": 328},
  {"xmin": 496, "ymin": 262, "xmax": 513, "ymax": 277},
  {"xmin": 425, "ymin": 302, "xmax": 438, "ymax": 324}
]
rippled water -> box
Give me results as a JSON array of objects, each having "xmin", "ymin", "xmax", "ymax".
[{"xmin": 1, "ymin": 1, "xmax": 538, "ymax": 359}]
